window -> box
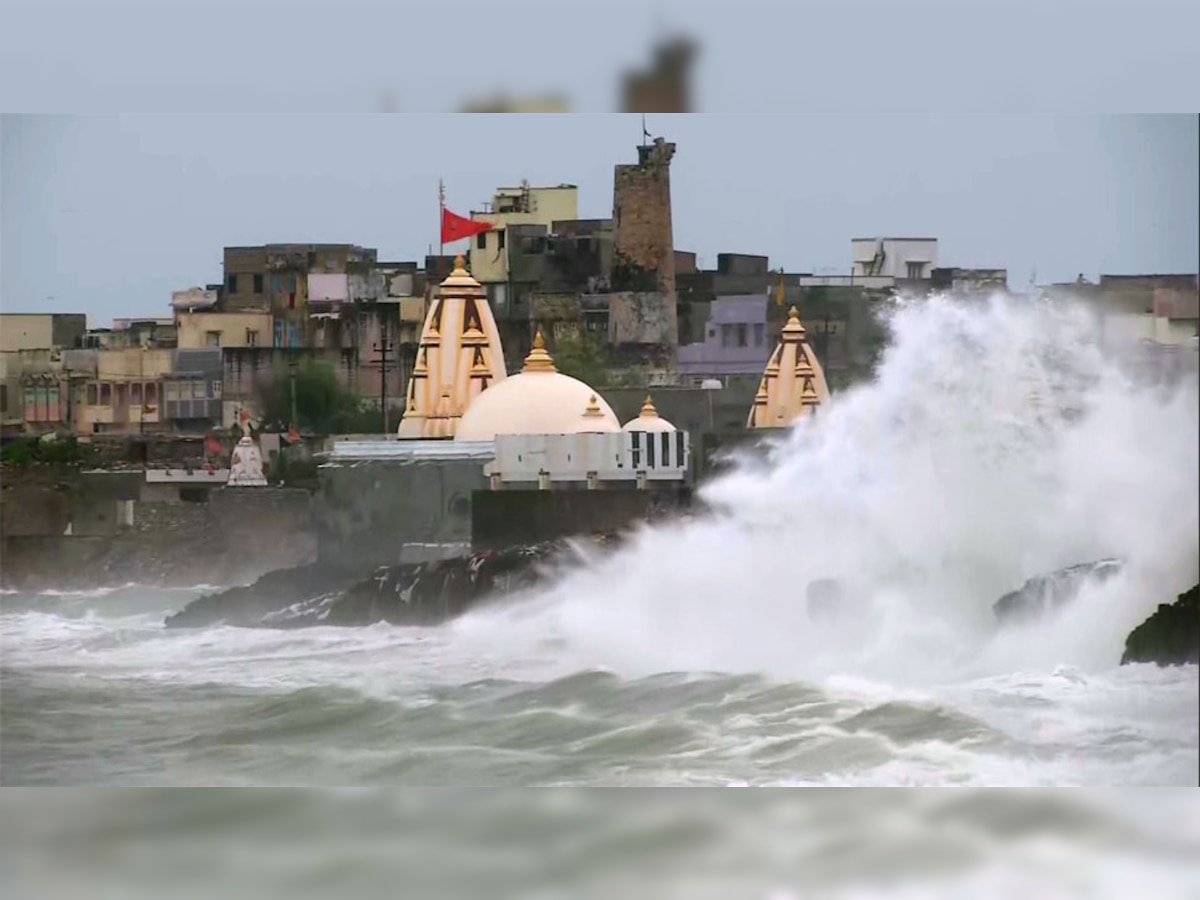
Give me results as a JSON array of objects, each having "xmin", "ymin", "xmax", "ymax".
[
  {"xmin": 906, "ymin": 261, "xmax": 924, "ymax": 279},
  {"xmin": 131, "ymin": 383, "xmax": 142, "ymax": 404},
  {"xmin": 165, "ymin": 381, "xmax": 179, "ymax": 402},
  {"xmin": 753, "ymin": 323, "xmax": 765, "ymax": 346},
  {"xmin": 272, "ymin": 273, "xmax": 283, "ymax": 293},
  {"xmin": 253, "ymin": 273, "xmax": 264, "ymax": 294},
  {"xmin": 206, "ymin": 330, "xmax": 221, "ymax": 347},
  {"xmin": 721, "ymin": 324, "xmax": 734, "ymax": 348},
  {"xmin": 647, "ymin": 433, "xmax": 656, "ymax": 469},
  {"xmin": 497, "ymin": 230, "xmax": 506, "ymax": 251},
  {"xmin": 676, "ymin": 432, "xmax": 685, "ymax": 469},
  {"xmin": 661, "ymin": 432, "xmax": 670, "ymax": 468},
  {"xmin": 476, "ymin": 232, "xmax": 487, "ymax": 250},
  {"xmin": 192, "ymin": 380, "xmax": 207, "ymax": 400},
  {"xmin": 0, "ymin": 384, "xmax": 6, "ymax": 412},
  {"xmin": 287, "ymin": 274, "xmax": 297, "ymax": 293},
  {"xmin": 145, "ymin": 383, "xmax": 158, "ymax": 405},
  {"xmin": 246, "ymin": 328, "xmax": 259, "ymax": 346},
  {"xmin": 227, "ymin": 274, "xmax": 238, "ymax": 293},
  {"xmin": 87, "ymin": 383, "xmax": 98, "ymax": 405},
  {"xmin": 100, "ymin": 383, "xmax": 112, "ymax": 406},
  {"xmin": 736, "ymin": 324, "xmax": 748, "ymax": 347},
  {"xmin": 211, "ymin": 380, "xmax": 223, "ymax": 398}
]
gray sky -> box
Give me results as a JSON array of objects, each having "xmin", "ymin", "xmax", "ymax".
[{"xmin": 2, "ymin": 114, "xmax": 1197, "ymax": 323}]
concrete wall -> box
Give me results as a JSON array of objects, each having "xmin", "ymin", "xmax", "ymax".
[
  {"xmin": 1, "ymin": 475, "xmax": 316, "ymax": 588},
  {"xmin": 316, "ymin": 457, "xmax": 487, "ymax": 570},
  {"xmin": 472, "ymin": 487, "xmax": 691, "ymax": 552}
]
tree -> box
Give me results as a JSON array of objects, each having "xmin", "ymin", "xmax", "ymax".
[
  {"xmin": 254, "ymin": 357, "xmax": 361, "ymax": 435},
  {"xmin": 552, "ymin": 328, "xmax": 608, "ymax": 387}
]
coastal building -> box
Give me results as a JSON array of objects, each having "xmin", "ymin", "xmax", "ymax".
[{"xmin": 748, "ymin": 306, "xmax": 830, "ymax": 429}]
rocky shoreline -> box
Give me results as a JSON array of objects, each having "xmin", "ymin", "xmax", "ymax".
[
  {"xmin": 1121, "ymin": 584, "xmax": 1200, "ymax": 667},
  {"xmin": 164, "ymin": 534, "xmax": 624, "ymax": 629}
]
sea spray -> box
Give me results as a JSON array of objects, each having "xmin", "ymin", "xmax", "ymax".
[{"xmin": 452, "ymin": 293, "xmax": 1200, "ymax": 685}]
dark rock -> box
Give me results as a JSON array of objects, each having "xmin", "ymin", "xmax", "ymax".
[
  {"xmin": 164, "ymin": 537, "xmax": 613, "ymax": 630},
  {"xmin": 992, "ymin": 559, "xmax": 1123, "ymax": 625},
  {"xmin": 1121, "ymin": 584, "xmax": 1200, "ymax": 667}
]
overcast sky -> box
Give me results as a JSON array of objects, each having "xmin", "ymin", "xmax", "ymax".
[{"xmin": 2, "ymin": 114, "xmax": 1197, "ymax": 323}]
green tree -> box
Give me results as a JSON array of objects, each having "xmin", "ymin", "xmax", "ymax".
[
  {"xmin": 552, "ymin": 328, "xmax": 608, "ymax": 387},
  {"xmin": 255, "ymin": 357, "xmax": 361, "ymax": 435}
]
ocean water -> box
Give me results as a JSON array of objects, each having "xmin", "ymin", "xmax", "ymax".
[{"xmin": 2, "ymin": 295, "xmax": 1197, "ymax": 790}]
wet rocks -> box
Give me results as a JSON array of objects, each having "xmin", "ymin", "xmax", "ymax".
[
  {"xmin": 992, "ymin": 559, "xmax": 1123, "ymax": 625},
  {"xmin": 164, "ymin": 537, "xmax": 610, "ymax": 630},
  {"xmin": 1121, "ymin": 584, "xmax": 1199, "ymax": 667}
]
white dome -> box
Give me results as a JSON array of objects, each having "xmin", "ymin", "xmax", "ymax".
[
  {"xmin": 455, "ymin": 332, "xmax": 621, "ymax": 441},
  {"xmin": 621, "ymin": 395, "xmax": 677, "ymax": 433}
]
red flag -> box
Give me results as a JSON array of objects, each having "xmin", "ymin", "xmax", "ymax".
[
  {"xmin": 441, "ymin": 207, "xmax": 492, "ymax": 245},
  {"xmin": 287, "ymin": 424, "xmax": 300, "ymax": 444}
]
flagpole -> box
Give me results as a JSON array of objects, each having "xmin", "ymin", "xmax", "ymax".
[{"xmin": 438, "ymin": 178, "xmax": 446, "ymax": 280}]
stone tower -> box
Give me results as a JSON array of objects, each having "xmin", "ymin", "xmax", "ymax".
[
  {"xmin": 612, "ymin": 136, "xmax": 677, "ymax": 299},
  {"xmin": 398, "ymin": 256, "xmax": 507, "ymax": 439}
]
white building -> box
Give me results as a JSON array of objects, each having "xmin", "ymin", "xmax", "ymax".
[{"xmin": 852, "ymin": 237, "xmax": 939, "ymax": 281}]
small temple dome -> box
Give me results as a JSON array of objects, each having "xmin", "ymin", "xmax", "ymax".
[
  {"xmin": 622, "ymin": 394, "xmax": 677, "ymax": 433},
  {"xmin": 455, "ymin": 330, "xmax": 621, "ymax": 441}
]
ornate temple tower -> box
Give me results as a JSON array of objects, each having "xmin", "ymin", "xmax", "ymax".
[
  {"xmin": 747, "ymin": 306, "xmax": 831, "ymax": 429},
  {"xmin": 398, "ymin": 256, "xmax": 507, "ymax": 439}
]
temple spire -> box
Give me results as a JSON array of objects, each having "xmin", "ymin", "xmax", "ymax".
[
  {"xmin": 747, "ymin": 306, "xmax": 830, "ymax": 429},
  {"xmin": 398, "ymin": 256, "xmax": 507, "ymax": 438}
]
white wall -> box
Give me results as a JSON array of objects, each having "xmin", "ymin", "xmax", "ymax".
[{"xmin": 489, "ymin": 431, "xmax": 689, "ymax": 485}]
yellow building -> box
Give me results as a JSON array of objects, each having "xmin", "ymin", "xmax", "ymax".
[
  {"xmin": 176, "ymin": 311, "xmax": 273, "ymax": 349},
  {"xmin": 0, "ymin": 313, "xmax": 87, "ymax": 353},
  {"xmin": 73, "ymin": 347, "xmax": 175, "ymax": 435},
  {"xmin": 748, "ymin": 307, "xmax": 831, "ymax": 429},
  {"xmin": 467, "ymin": 183, "xmax": 579, "ymax": 283},
  {"xmin": 398, "ymin": 257, "xmax": 507, "ymax": 439}
]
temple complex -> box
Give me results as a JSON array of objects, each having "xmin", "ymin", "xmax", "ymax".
[
  {"xmin": 397, "ymin": 256, "xmax": 507, "ymax": 439},
  {"xmin": 747, "ymin": 306, "xmax": 830, "ymax": 429}
]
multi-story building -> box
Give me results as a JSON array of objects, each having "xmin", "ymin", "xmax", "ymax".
[
  {"xmin": 0, "ymin": 313, "xmax": 88, "ymax": 436},
  {"xmin": 466, "ymin": 183, "xmax": 580, "ymax": 286},
  {"xmin": 64, "ymin": 346, "xmax": 175, "ymax": 435}
]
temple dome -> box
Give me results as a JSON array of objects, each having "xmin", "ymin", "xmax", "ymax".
[
  {"xmin": 455, "ymin": 330, "xmax": 621, "ymax": 441},
  {"xmin": 622, "ymin": 394, "xmax": 677, "ymax": 433},
  {"xmin": 748, "ymin": 306, "xmax": 830, "ymax": 429}
]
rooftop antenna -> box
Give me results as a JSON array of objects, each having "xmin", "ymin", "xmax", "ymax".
[{"xmin": 642, "ymin": 113, "xmax": 651, "ymax": 144}]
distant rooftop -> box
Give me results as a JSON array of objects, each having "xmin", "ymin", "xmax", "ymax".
[{"xmin": 851, "ymin": 236, "xmax": 939, "ymax": 243}]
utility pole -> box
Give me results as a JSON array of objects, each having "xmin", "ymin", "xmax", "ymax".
[
  {"xmin": 372, "ymin": 321, "xmax": 395, "ymax": 435},
  {"xmin": 288, "ymin": 354, "xmax": 298, "ymax": 428}
]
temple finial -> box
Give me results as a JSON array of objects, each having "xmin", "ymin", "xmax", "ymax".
[{"xmin": 522, "ymin": 328, "xmax": 557, "ymax": 373}]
